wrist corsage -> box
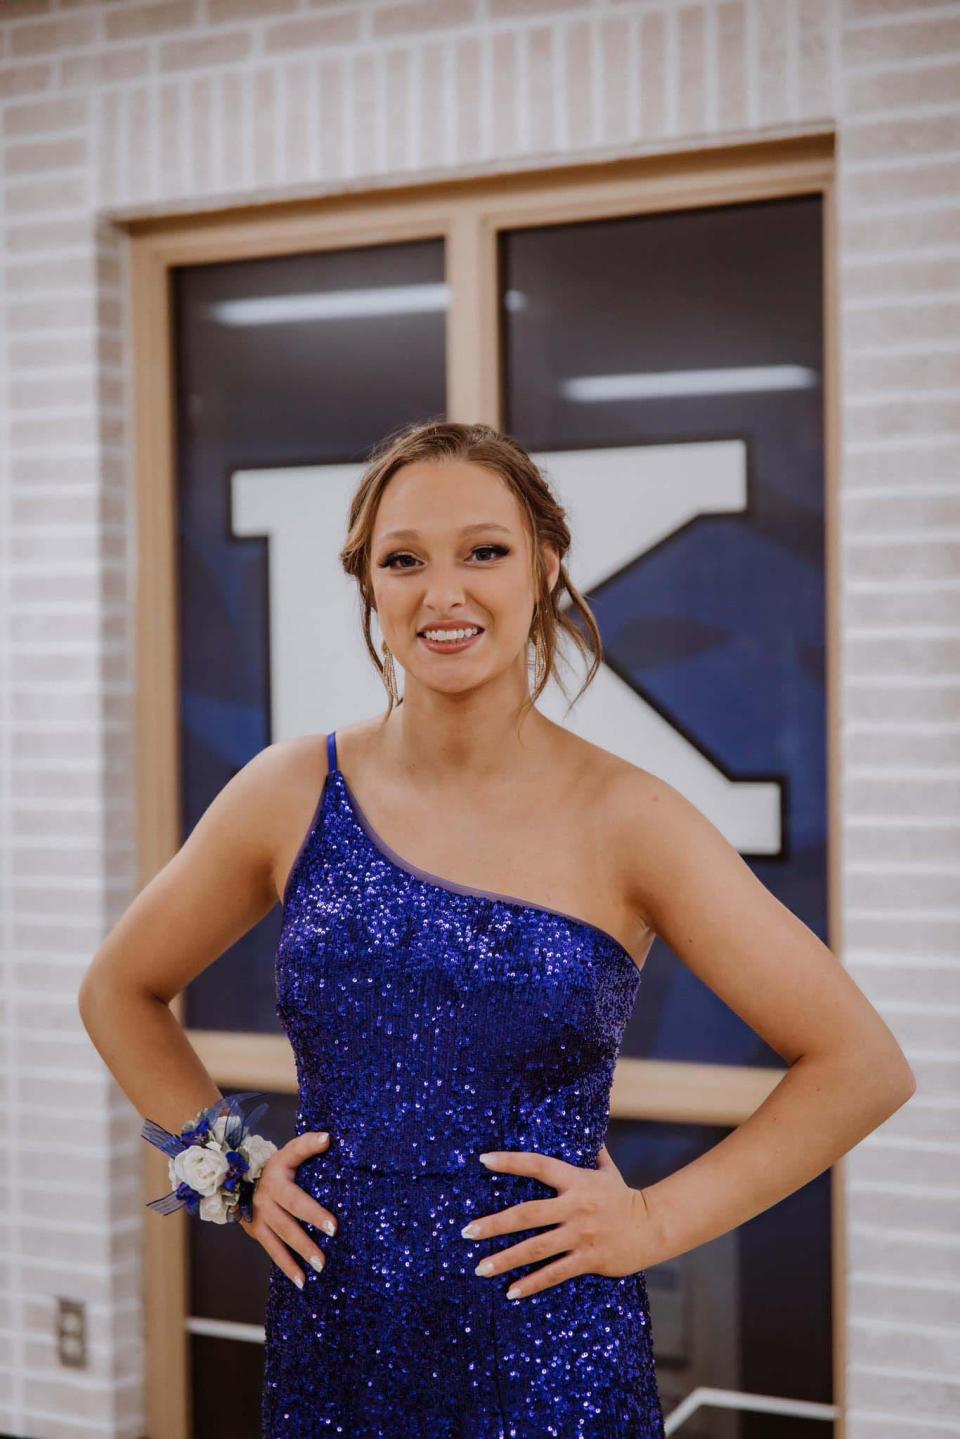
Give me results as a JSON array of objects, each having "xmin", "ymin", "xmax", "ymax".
[{"xmin": 141, "ymin": 1090, "xmax": 278, "ymax": 1225}]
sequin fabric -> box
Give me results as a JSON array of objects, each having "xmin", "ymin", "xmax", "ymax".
[{"xmin": 262, "ymin": 731, "xmax": 666, "ymax": 1438}]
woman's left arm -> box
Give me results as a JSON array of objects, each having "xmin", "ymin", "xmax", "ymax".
[{"xmin": 614, "ymin": 766, "xmax": 917, "ymax": 1268}]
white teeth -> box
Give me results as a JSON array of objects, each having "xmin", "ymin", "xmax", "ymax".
[{"xmin": 421, "ymin": 626, "xmax": 481, "ymax": 643}]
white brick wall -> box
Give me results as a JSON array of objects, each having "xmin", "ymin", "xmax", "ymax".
[
  {"xmin": 0, "ymin": 0, "xmax": 957, "ymax": 1434},
  {"xmin": 838, "ymin": 4, "xmax": 960, "ymax": 1430}
]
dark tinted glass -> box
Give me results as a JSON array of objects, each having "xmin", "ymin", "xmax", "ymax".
[
  {"xmin": 171, "ymin": 238, "xmax": 446, "ymax": 1033},
  {"xmin": 504, "ymin": 195, "xmax": 831, "ymax": 1434},
  {"xmin": 502, "ymin": 195, "xmax": 826, "ymax": 1073}
]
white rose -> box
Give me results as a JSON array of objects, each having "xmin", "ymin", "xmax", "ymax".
[
  {"xmin": 199, "ymin": 1189, "xmax": 232, "ymax": 1224},
  {"xmin": 211, "ymin": 1114, "xmax": 232, "ymax": 1147},
  {"xmin": 172, "ymin": 1142, "xmax": 230, "ymax": 1197},
  {"xmin": 241, "ymin": 1134, "xmax": 278, "ymax": 1182}
]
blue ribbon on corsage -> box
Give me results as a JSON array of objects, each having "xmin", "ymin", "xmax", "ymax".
[{"xmin": 141, "ymin": 1090, "xmax": 274, "ymax": 1224}]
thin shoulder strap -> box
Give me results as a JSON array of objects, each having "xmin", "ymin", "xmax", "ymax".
[{"xmin": 326, "ymin": 730, "xmax": 339, "ymax": 774}]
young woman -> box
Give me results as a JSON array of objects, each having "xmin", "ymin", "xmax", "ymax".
[{"xmin": 80, "ymin": 419, "xmax": 916, "ymax": 1438}]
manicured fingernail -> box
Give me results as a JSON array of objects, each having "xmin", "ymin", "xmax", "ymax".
[
  {"xmin": 478, "ymin": 1154, "xmax": 494, "ymax": 1165},
  {"xmin": 310, "ymin": 1255, "xmax": 324, "ymax": 1272},
  {"xmin": 292, "ymin": 1273, "xmax": 304, "ymax": 1289},
  {"xmin": 316, "ymin": 1132, "xmax": 328, "ymax": 1141},
  {"xmin": 461, "ymin": 1223, "xmax": 479, "ymax": 1238},
  {"xmin": 506, "ymin": 1285, "xmax": 521, "ymax": 1300},
  {"xmin": 322, "ymin": 1219, "xmax": 336, "ymax": 1236},
  {"xmin": 475, "ymin": 1260, "xmax": 494, "ymax": 1277}
]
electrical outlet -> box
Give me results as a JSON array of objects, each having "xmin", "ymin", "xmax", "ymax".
[{"xmin": 56, "ymin": 1298, "xmax": 87, "ymax": 1369}]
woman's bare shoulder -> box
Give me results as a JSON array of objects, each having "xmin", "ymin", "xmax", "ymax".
[
  {"xmin": 591, "ymin": 742, "xmax": 764, "ymax": 938},
  {"xmin": 564, "ymin": 734, "xmax": 690, "ymax": 911},
  {"xmin": 249, "ymin": 734, "xmax": 332, "ymax": 885},
  {"xmin": 562, "ymin": 730, "xmax": 663, "ymax": 807},
  {"xmin": 580, "ymin": 739, "xmax": 701, "ymax": 848},
  {"xmin": 256, "ymin": 731, "xmax": 331, "ymax": 786}
]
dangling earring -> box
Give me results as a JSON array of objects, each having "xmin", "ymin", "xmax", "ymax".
[
  {"xmin": 534, "ymin": 626, "xmax": 548, "ymax": 692},
  {"xmin": 381, "ymin": 641, "xmax": 401, "ymax": 705},
  {"xmin": 529, "ymin": 601, "xmax": 548, "ymax": 691}
]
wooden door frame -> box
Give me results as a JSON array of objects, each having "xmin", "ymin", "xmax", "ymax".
[{"xmin": 123, "ymin": 130, "xmax": 841, "ymax": 1438}]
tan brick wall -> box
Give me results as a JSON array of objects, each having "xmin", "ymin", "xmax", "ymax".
[{"xmin": 1, "ymin": 0, "xmax": 957, "ymax": 1434}]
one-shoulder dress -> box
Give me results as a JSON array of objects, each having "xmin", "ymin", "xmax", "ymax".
[{"xmin": 262, "ymin": 730, "xmax": 665, "ymax": 1438}]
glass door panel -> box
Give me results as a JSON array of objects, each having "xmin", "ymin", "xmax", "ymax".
[
  {"xmin": 172, "ymin": 237, "xmax": 447, "ymax": 1035},
  {"xmin": 501, "ymin": 196, "xmax": 831, "ymax": 1436}
]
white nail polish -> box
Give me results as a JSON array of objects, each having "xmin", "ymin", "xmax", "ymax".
[
  {"xmin": 323, "ymin": 1219, "xmax": 336, "ymax": 1236},
  {"xmin": 293, "ymin": 1273, "xmax": 304, "ymax": 1289},
  {"xmin": 310, "ymin": 1255, "xmax": 324, "ymax": 1272},
  {"xmin": 506, "ymin": 1285, "xmax": 521, "ymax": 1300},
  {"xmin": 475, "ymin": 1259, "xmax": 493, "ymax": 1277},
  {"xmin": 461, "ymin": 1223, "xmax": 478, "ymax": 1239}
]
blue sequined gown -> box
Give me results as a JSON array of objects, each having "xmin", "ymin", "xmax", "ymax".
[{"xmin": 262, "ymin": 730, "xmax": 665, "ymax": 1438}]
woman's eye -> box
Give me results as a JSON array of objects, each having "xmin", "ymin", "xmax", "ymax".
[{"xmin": 379, "ymin": 544, "xmax": 509, "ymax": 570}]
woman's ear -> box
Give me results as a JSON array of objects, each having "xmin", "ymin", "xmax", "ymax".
[{"xmin": 543, "ymin": 541, "xmax": 562, "ymax": 597}]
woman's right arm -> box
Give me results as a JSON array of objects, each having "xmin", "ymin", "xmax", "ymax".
[
  {"xmin": 77, "ymin": 740, "xmax": 297, "ymax": 1134},
  {"xmin": 78, "ymin": 737, "xmax": 338, "ymax": 1287}
]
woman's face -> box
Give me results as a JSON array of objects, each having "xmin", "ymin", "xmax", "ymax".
[{"xmin": 368, "ymin": 458, "xmax": 559, "ymax": 698}]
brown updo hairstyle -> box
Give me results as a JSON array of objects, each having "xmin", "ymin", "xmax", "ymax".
[{"xmin": 339, "ymin": 418, "xmax": 604, "ymax": 721}]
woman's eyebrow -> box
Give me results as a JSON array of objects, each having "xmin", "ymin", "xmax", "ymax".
[{"xmin": 377, "ymin": 523, "xmax": 513, "ymax": 543}]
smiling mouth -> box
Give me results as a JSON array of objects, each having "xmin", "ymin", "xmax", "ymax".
[{"xmin": 417, "ymin": 626, "xmax": 485, "ymax": 652}]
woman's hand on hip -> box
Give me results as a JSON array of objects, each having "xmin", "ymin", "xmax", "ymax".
[
  {"xmin": 461, "ymin": 1142, "xmax": 664, "ymax": 1300},
  {"xmin": 238, "ymin": 1130, "xmax": 336, "ymax": 1289}
]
